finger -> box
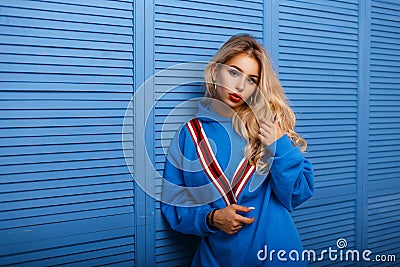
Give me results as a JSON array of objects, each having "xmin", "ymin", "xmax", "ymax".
[
  {"xmin": 260, "ymin": 126, "xmax": 274, "ymax": 139},
  {"xmin": 231, "ymin": 224, "xmax": 244, "ymax": 233},
  {"xmin": 273, "ymin": 120, "xmax": 285, "ymax": 136},
  {"xmin": 233, "ymin": 222, "xmax": 244, "ymax": 228},
  {"xmin": 262, "ymin": 121, "xmax": 278, "ymax": 134},
  {"xmin": 234, "ymin": 226, "xmax": 243, "ymax": 232},
  {"xmin": 260, "ymin": 118, "xmax": 273, "ymax": 124},
  {"xmin": 236, "ymin": 215, "xmax": 255, "ymax": 225},
  {"xmin": 259, "ymin": 128, "xmax": 267, "ymax": 137},
  {"xmin": 260, "ymin": 123, "xmax": 275, "ymax": 136},
  {"xmin": 259, "ymin": 132, "xmax": 273, "ymax": 144},
  {"xmin": 260, "ymin": 119, "xmax": 274, "ymax": 127},
  {"xmin": 231, "ymin": 204, "xmax": 252, "ymax": 213},
  {"xmin": 232, "ymin": 225, "xmax": 241, "ymax": 232},
  {"xmin": 258, "ymin": 134, "xmax": 268, "ymax": 145},
  {"xmin": 260, "ymin": 122, "xmax": 274, "ymax": 132},
  {"xmin": 274, "ymin": 120, "xmax": 282, "ymax": 131}
]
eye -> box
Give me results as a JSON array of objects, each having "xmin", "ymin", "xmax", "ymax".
[
  {"xmin": 247, "ymin": 77, "xmax": 255, "ymax": 84},
  {"xmin": 229, "ymin": 69, "xmax": 239, "ymax": 77},
  {"xmin": 247, "ymin": 77, "xmax": 258, "ymax": 85}
]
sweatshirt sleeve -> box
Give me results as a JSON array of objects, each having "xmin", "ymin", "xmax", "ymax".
[
  {"xmin": 268, "ymin": 134, "xmax": 314, "ymax": 211},
  {"xmin": 161, "ymin": 126, "xmax": 216, "ymax": 237}
]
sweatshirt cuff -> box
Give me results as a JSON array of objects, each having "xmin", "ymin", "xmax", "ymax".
[
  {"xmin": 200, "ymin": 207, "xmax": 218, "ymax": 234},
  {"xmin": 267, "ymin": 134, "xmax": 294, "ymax": 157}
]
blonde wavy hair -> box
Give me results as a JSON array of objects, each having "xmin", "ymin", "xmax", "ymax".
[{"xmin": 204, "ymin": 34, "xmax": 306, "ymax": 173}]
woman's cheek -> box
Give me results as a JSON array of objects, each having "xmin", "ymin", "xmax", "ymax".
[{"xmin": 216, "ymin": 75, "xmax": 234, "ymax": 91}]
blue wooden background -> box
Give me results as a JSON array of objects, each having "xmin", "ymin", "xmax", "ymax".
[{"xmin": 0, "ymin": 0, "xmax": 399, "ymax": 266}]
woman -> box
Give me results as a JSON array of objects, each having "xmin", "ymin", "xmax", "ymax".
[{"xmin": 161, "ymin": 34, "xmax": 314, "ymax": 266}]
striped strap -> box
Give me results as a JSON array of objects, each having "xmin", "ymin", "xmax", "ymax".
[
  {"xmin": 231, "ymin": 158, "xmax": 255, "ymax": 199},
  {"xmin": 186, "ymin": 118, "xmax": 255, "ymax": 206}
]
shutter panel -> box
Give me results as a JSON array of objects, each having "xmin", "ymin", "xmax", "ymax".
[
  {"xmin": 0, "ymin": 0, "xmax": 135, "ymax": 266},
  {"xmin": 277, "ymin": 0, "xmax": 360, "ymax": 258},
  {"xmin": 153, "ymin": 0, "xmax": 264, "ymax": 265},
  {"xmin": 369, "ymin": 0, "xmax": 400, "ymax": 263}
]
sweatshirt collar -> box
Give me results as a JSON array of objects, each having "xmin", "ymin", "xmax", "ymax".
[{"xmin": 195, "ymin": 100, "xmax": 232, "ymax": 123}]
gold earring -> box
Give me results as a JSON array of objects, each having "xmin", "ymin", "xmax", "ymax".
[{"xmin": 213, "ymin": 83, "xmax": 217, "ymax": 97}]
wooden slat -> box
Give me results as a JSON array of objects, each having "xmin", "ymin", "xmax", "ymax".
[
  {"xmin": 368, "ymin": 0, "xmax": 400, "ymax": 262},
  {"xmin": 0, "ymin": 0, "xmax": 135, "ymax": 265}
]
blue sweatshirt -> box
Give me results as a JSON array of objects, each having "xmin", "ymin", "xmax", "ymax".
[{"xmin": 161, "ymin": 101, "xmax": 314, "ymax": 266}]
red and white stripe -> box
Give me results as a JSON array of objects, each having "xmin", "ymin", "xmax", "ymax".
[
  {"xmin": 187, "ymin": 119, "xmax": 235, "ymax": 205},
  {"xmin": 186, "ymin": 118, "xmax": 256, "ymax": 206},
  {"xmin": 232, "ymin": 161, "xmax": 255, "ymax": 198}
]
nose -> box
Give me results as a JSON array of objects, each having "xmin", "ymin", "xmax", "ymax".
[{"xmin": 235, "ymin": 75, "xmax": 246, "ymax": 92}]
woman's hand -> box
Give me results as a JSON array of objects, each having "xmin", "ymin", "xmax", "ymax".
[
  {"xmin": 258, "ymin": 118, "xmax": 285, "ymax": 146},
  {"xmin": 212, "ymin": 204, "xmax": 254, "ymax": 235}
]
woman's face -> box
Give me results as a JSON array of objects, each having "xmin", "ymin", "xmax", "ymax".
[{"xmin": 213, "ymin": 53, "xmax": 260, "ymax": 111}]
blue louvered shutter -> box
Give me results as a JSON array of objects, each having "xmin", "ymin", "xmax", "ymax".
[
  {"xmin": 152, "ymin": 0, "xmax": 264, "ymax": 265},
  {"xmin": 368, "ymin": 0, "xmax": 400, "ymax": 262},
  {"xmin": 276, "ymin": 0, "xmax": 360, "ymax": 257},
  {"xmin": 0, "ymin": 0, "xmax": 135, "ymax": 265}
]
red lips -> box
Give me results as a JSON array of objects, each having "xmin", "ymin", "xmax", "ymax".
[{"xmin": 229, "ymin": 93, "xmax": 242, "ymax": 103}]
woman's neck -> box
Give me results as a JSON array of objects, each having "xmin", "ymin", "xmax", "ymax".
[{"xmin": 211, "ymin": 99, "xmax": 235, "ymax": 118}]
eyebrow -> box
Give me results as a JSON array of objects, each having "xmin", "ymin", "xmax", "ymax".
[{"xmin": 230, "ymin": 65, "xmax": 259, "ymax": 80}]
